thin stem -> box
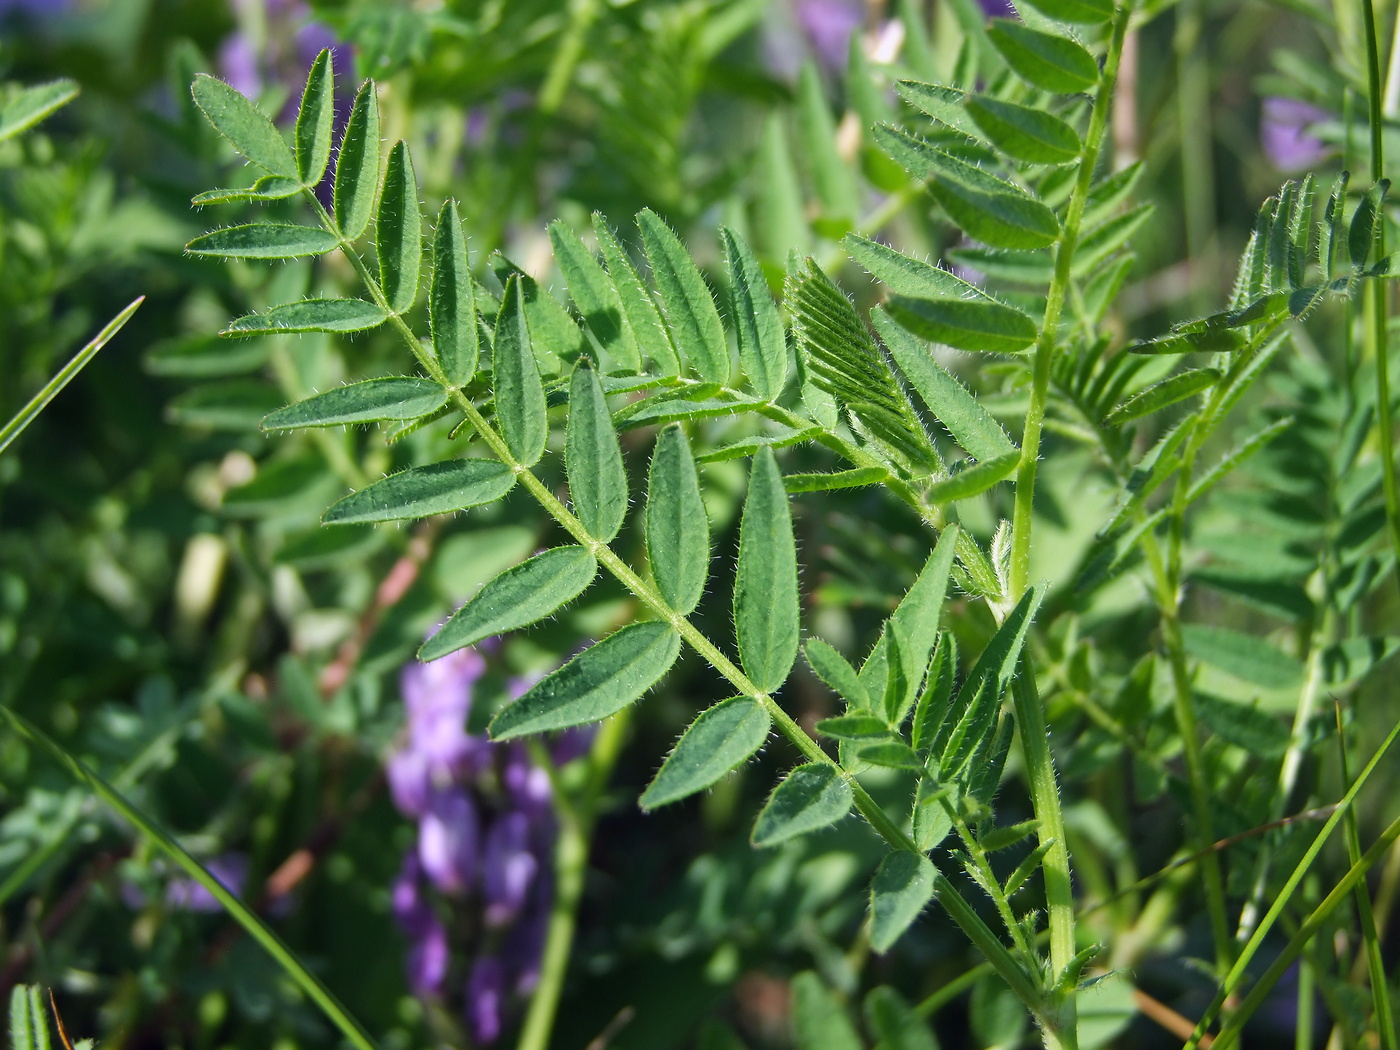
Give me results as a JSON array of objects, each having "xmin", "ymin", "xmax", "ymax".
[{"xmin": 1008, "ymin": 0, "xmax": 1134, "ymax": 599}]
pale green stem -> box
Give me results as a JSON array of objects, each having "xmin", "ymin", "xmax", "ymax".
[
  {"xmin": 0, "ymin": 298, "xmax": 143, "ymax": 457},
  {"xmin": 1008, "ymin": 0, "xmax": 1134, "ymax": 599},
  {"xmin": 303, "ymin": 194, "xmax": 1052, "ymax": 1027},
  {"xmin": 538, "ymin": 0, "xmax": 603, "ymax": 115}
]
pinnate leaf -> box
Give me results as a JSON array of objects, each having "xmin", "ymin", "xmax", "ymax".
[
  {"xmin": 647, "ymin": 426, "xmax": 709, "ymax": 614},
  {"xmin": 322, "ymin": 460, "xmax": 515, "ymax": 524},
  {"xmin": 735, "ymin": 447, "xmax": 800, "ymax": 693},
  {"xmin": 430, "ymin": 200, "xmax": 479, "ymax": 386},
  {"xmin": 566, "ymin": 361, "xmax": 628, "ymax": 542},
  {"xmin": 295, "ymin": 49, "xmax": 335, "ymax": 185},
  {"xmin": 262, "ymin": 377, "xmax": 446, "ymax": 430},
  {"xmin": 334, "ymin": 81, "xmax": 380, "ymax": 240},
  {"xmin": 187, "ymin": 224, "xmax": 338, "ymax": 259},
  {"xmin": 488, "ymin": 622, "xmax": 681, "ymax": 740},
  {"xmin": 191, "ymin": 73, "xmax": 298, "ymax": 177},
  {"xmin": 638, "ymin": 209, "xmax": 729, "ymax": 382},
  {"xmin": 223, "ymin": 298, "xmax": 387, "ymax": 336},
  {"xmin": 870, "ymin": 852, "xmax": 937, "ymax": 952},
  {"xmin": 722, "ymin": 226, "xmax": 787, "ymax": 400},
  {"xmin": 494, "ymin": 278, "xmax": 548, "ymax": 466},
  {"xmin": 751, "ymin": 764, "xmax": 853, "ymax": 846},
  {"xmin": 641, "ymin": 697, "xmax": 772, "ymax": 809},
  {"xmin": 377, "ymin": 141, "xmax": 421, "ymax": 313},
  {"xmin": 420, "ymin": 546, "xmax": 598, "ymax": 660}
]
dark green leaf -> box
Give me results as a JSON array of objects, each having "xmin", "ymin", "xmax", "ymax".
[
  {"xmin": 322, "ymin": 460, "xmax": 515, "ymax": 524},
  {"xmin": 295, "ymin": 49, "xmax": 335, "ymax": 185},
  {"xmin": 806, "ymin": 638, "xmax": 874, "ymax": 709},
  {"xmin": 1104, "ymin": 367, "xmax": 1220, "ymax": 425},
  {"xmin": 864, "ymin": 986, "xmax": 939, "ymax": 1050},
  {"xmin": 192, "ymin": 175, "xmax": 302, "ymax": 206},
  {"xmin": 870, "ymin": 852, "xmax": 937, "ymax": 952},
  {"xmin": 646, "ymin": 425, "xmax": 709, "ymax": 614},
  {"xmin": 492, "ymin": 256, "xmax": 587, "ymax": 372},
  {"xmin": 735, "ymin": 447, "xmax": 800, "ymax": 693},
  {"xmin": 987, "ymin": 20, "xmax": 1100, "ymax": 94},
  {"xmin": 638, "ymin": 209, "xmax": 729, "ymax": 382},
  {"xmin": 1019, "ymin": 0, "xmax": 1112, "ymax": 23},
  {"xmin": 420, "ymin": 546, "xmax": 598, "ymax": 660},
  {"xmin": 566, "ymin": 362, "xmax": 628, "ymax": 542},
  {"xmin": 186, "ymin": 223, "xmax": 338, "ymax": 259},
  {"xmin": 791, "ymin": 973, "xmax": 863, "ymax": 1050},
  {"xmin": 549, "ymin": 220, "xmax": 639, "ymax": 371},
  {"xmin": 980, "ymin": 819, "xmax": 1041, "ymax": 852},
  {"xmin": 751, "ymin": 763, "xmax": 853, "ymax": 846},
  {"xmin": 641, "ymin": 697, "xmax": 772, "ymax": 808},
  {"xmin": 912, "ymin": 633, "xmax": 955, "ymax": 751},
  {"xmin": 925, "ymin": 452, "xmax": 1020, "ymax": 504},
  {"xmin": 784, "ymin": 467, "xmax": 888, "ymax": 492},
  {"xmin": 1181, "ymin": 625, "xmax": 1303, "ymax": 688},
  {"xmin": 722, "ymin": 226, "xmax": 787, "ymax": 400},
  {"xmin": 1196, "ymin": 693, "xmax": 1291, "ymax": 757},
  {"xmin": 594, "ymin": 214, "xmax": 681, "ymax": 374},
  {"xmin": 847, "ymin": 233, "xmax": 995, "ymax": 301},
  {"xmin": 430, "ymin": 200, "xmax": 479, "ymax": 386},
  {"xmin": 856, "ymin": 740, "xmax": 923, "ymax": 770},
  {"xmin": 874, "ymin": 310, "xmax": 1017, "ymax": 460},
  {"xmin": 191, "ymin": 73, "xmax": 298, "ymax": 177},
  {"xmin": 223, "ymin": 298, "xmax": 387, "ymax": 336},
  {"xmin": 489, "ymin": 621, "xmax": 681, "ymax": 739},
  {"xmin": 886, "ymin": 294, "xmax": 1037, "ymax": 354},
  {"xmin": 896, "ymin": 80, "xmax": 981, "ymax": 139},
  {"xmin": 377, "ymin": 141, "xmax": 421, "ymax": 314},
  {"xmin": 815, "ymin": 714, "xmax": 893, "ymax": 740},
  {"xmin": 261, "ymin": 377, "xmax": 446, "ymax": 430},
  {"xmin": 1349, "ymin": 180, "xmax": 1389, "ymax": 269},
  {"xmin": 0, "ymin": 79, "xmax": 78, "ymax": 142},
  {"xmin": 1318, "ymin": 171, "xmax": 1349, "ymax": 280},
  {"xmin": 494, "ymin": 277, "xmax": 548, "ymax": 466},
  {"xmin": 1129, "ymin": 328, "xmax": 1248, "ymax": 355},
  {"xmin": 334, "ymin": 80, "xmax": 381, "ymax": 240},
  {"xmin": 965, "ymin": 94, "xmax": 1082, "ymax": 164}
]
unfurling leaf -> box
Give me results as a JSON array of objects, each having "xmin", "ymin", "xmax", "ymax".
[
  {"xmin": 488, "ymin": 621, "xmax": 681, "ymax": 739},
  {"xmin": 192, "ymin": 73, "xmax": 298, "ymax": 178},
  {"xmin": 322, "ymin": 460, "xmax": 515, "ymax": 524},
  {"xmin": 870, "ymin": 852, "xmax": 937, "ymax": 951},
  {"xmin": 722, "ymin": 226, "xmax": 788, "ymax": 400},
  {"xmin": 420, "ymin": 546, "xmax": 598, "ymax": 660},
  {"xmin": 565, "ymin": 362, "xmax": 628, "ymax": 542},
  {"xmin": 261, "ymin": 377, "xmax": 446, "ymax": 430},
  {"xmin": 186, "ymin": 223, "xmax": 338, "ymax": 259},
  {"xmin": 334, "ymin": 81, "xmax": 381, "ymax": 240},
  {"xmin": 377, "ymin": 141, "xmax": 422, "ymax": 314},
  {"xmin": 639, "ymin": 209, "xmax": 729, "ymax": 382},
  {"xmin": 646, "ymin": 425, "xmax": 710, "ymax": 614},
  {"xmin": 751, "ymin": 763, "xmax": 853, "ymax": 846},
  {"xmin": 294, "ymin": 49, "xmax": 335, "ymax": 186},
  {"xmin": 494, "ymin": 277, "xmax": 548, "ymax": 466},
  {"xmin": 430, "ymin": 200, "xmax": 479, "ymax": 386},
  {"xmin": 223, "ymin": 298, "xmax": 387, "ymax": 335},
  {"xmin": 735, "ymin": 447, "xmax": 800, "ymax": 693},
  {"xmin": 641, "ymin": 697, "xmax": 772, "ymax": 808}
]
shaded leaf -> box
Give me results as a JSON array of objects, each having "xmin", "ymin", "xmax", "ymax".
[
  {"xmin": 261, "ymin": 377, "xmax": 446, "ymax": 430},
  {"xmin": 1181, "ymin": 625, "xmax": 1303, "ymax": 688},
  {"xmin": 494, "ymin": 277, "xmax": 548, "ymax": 466},
  {"xmin": 334, "ymin": 80, "xmax": 380, "ymax": 240},
  {"xmin": 798, "ymin": 62, "xmax": 861, "ymax": 225},
  {"xmin": 322, "ymin": 460, "xmax": 515, "ymax": 524},
  {"xmin": 377, "ymin": 141, "xmax": 421, "ymax": 314},
  {"xmin": 594, "ymin": 214, "xmax": 681, "ymax": 373},
  {"xmin": 186, "ymin": 223, "xmax": 338, "ymax": 259},
  {"xmin": 641, "ymin": 697, "xmax": 772, "ymax": 808},
  {"xmin": 295, "ymin": 49, "xmax": 335, "ymax": 185},
  {"xmin": 646, "ymin": 425, "xmax": 709, "ymax": 614},
  {"xmin": 1104, "ymin": 367, "xmax": 1220, "ymax": 425},
  {"xmin": 870, "ymin": 852, "xmax": 938, "ymax": 952},
  {"xmin": 1349, "ymin": 179, "xmax": 1388, "ymax": 269},
  {"xmin": 223, "ymin": 298, "xmax": 387, "ymax": 336},
  {"xmin": 735, "ymin": 447, "xmax": 800, "ymax": 693},
  {"xmin": 191, "ymin": 73, "xmax": 298, "ymax": 177},
  {"xmin": 0, "ymin": 78, "xmax": 78, "ymax": 142},
  {"xmin": 987, "ymin": 21, "xmax": 1100, "ymax": 94},
  {"xmin": 864, "ymin": 986, "xmax": 940, "ymax": 1050},
  {"xmin": 489, "ymin": 622, "xmax": 681, "ymax": 739},
  {"xmin": 639, "ymin": 209, "xmax": 729, "ymax": 382},
  {"xmin": 549, "ymin": 220, "xmax": 639, "ymax": 371},
  {"xmin": 565, "ymin": 362, "xmax": 628, "ymax": 542},
  {"xmin": 751, "ymin": 763, "xmax": 853, "ymax": 846},
  {"xmin": 1196, "ymin": 693, "xmax": 1291, "ymax": 757},
  {"xmin": 806, "ymin": 638, "xmax": 874, "ymax": 709},
  {"xmin": 791, "ymin": 973, "xmax": 863, "ymax": 1050},
  {"xmin": 431, "ymin": 200, "xmax": 479, "ymax": 386},
  {"xmin": 722, "ymin": 226, "xmax": 787, "ymax": 399},
  {"xmin": 420, "ymin": 546, "xmax": 598, "ymax": 660}
]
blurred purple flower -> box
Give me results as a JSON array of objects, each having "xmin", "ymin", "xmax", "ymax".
[
  {"xmin": 407, "ymin": 917, "xmax": 451, "ymax": 997},
  {"xmin": 391, "ymin": 854, "xmax": 435, "ymax": 936},
  {"xmin": 979, "ymin": 0, "xmax": 1017, "ymax": 16},
  {"xmin": 503, "ymin": 742, "xmax": 553, "ymax": 819},
  {"xmin": 551, "ymin": 725, "xmax": 596, "ymax": 767},
  {"xmin": 482, "ymin": 811, "xmax": 539, "ymax": 928},
  {"xmin": 467, "ymin": 956, "xmax": 506, "ymax": 1044},
  {"xmin": 165, "ymin": 853, "xmax": 249, "ymax": 913},
  {"xmin": 0, "ymin": 0, "xmax": 69, "ymax": 17},
  {"xmin": 1261, "ymin": 97, "xmax": 1330, "ymax": 172},
  {"xmin": 794, "ymin": 0, "xmax": 863, "ymax": 70},
  {"xmin": 418, "ymin": 788, "xmax": 481, "ymax": 895}
]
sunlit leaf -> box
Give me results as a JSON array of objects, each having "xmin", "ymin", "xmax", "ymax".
[
  {"xmin": 641, "ymin": 697, "xmax": 772, "ymax": 809},
  {"xmin": 806, "ymin": 638, "xmax": 874, "ymax": 709},
  {"xmin": 294, "ymin": 49, "xmax": 335, "ymax": 186},
  {"xmin": 494, "ymin": 277, "xmax": 548, "ymax": 466},
  {"xmin": 751, "ymin": 763, "xmax": 853, "ymax": 846},
  {"xmin": 377, "ymin": 141, "xmax": 421, "ymax": 314},
  {"xmin": 987, "ymin": 21, "xmax": 1099, "ymax": 94},
  {"xmin": 431, "ymin": 200, "xmax": 479, "ymax": 386},
  {"xmin": 965, "ymin": 94, "xmax": 1082, "ymax": 164},
  {"xmin": 261, "ymin": 377, "xmax": 446, "ymax": 430},
  {"xmin": 1181, "ymin": 624, "xmax": 1303, "ymax": 688},
  {"xmin": 186, "ymin": 223, "xmax": 339, "ymax": 259},
  {"xmin": 566, "ymin": 361, "xmax": 628, "ymax": 542},
  {"xmin": 334, "ymin": 80, "xmax": 381, "ymax": 240},
  {"xmin": 722, "ymin": 226, "xmax": 787, "ymax": 400},
  {"xmin": 322, "ymin": 460, "xmax": 515, "ymax": 524},
  {"xmin": 735, "ymin": 447, "xmax": 800, "ymax": 693},
  {"xmin": 1104, "ymin": 367, "xmax": 1220, "ymax": 425},
  {"xmin": 549, "ymin": 220, "xmax": 640, "ymax": 371},
  {"xmin": 594, "ymin": 213, "xmax": 681, "ymax": 374},
  {"xmin": 639, "ymin": 209, "xmax": 729, "ymax": 382},
  {"xmin": 647, "ymin": 425, "xmax": 710, "ymax": 614},
  {"xmin": 191, "ymin": 73, "xmax": 298, "ymax": 177},
  {"xmin": 223, "ymin": 298, "xmax": 387, "ymax": 336}
]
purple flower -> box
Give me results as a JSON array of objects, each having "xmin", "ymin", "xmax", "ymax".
[
  {"xmin": 1261, "ymin": 97, "xmax": 1330, "ymax": 172},
  {"xmin": 503, "ymin": 742, "xmax": 553, "ymax": 819},
  {"xmin": 794, "ymin": 0, "xmax": 864, "ymax": 70},
  {"xmin": 165, "ymin": 853, "xmax": 249, "ymax": 913},
  {"xmin": 391, "ymin": 854, "xmax": 435, "ymax": 936},
  {"xmin": 551, "ymin": 725, "xmax": 596, "ymax": 767},
  {"xmin": 418, "ymin": 788, "xmax": 481, "ymax": 895},
  {"xmin": 407, "ymin": 917, "xmax": 451, "ymax": 997},
  {"xmin": 466, "ymin": 956, "xmax": 506, "ymax": 1044},
  {"xmin": 482, "ymin": 811, "xmax": 540, "ymax": 928}
]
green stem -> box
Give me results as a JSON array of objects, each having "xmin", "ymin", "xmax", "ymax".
[
  {"xmin": 1174, "ymin": 0, "xmax": 1215, "ymax": 313},
  {"xmin": 1008, "ymin": 0, "xmax": 1134, "ymax": 599},
  {"xmin": 305, "ymin": 195, "xmax": 1049, "ymax": 1027},
  {"xmin": 515, "ymin": 711, "xmax": 629, "ymax": 1050}
]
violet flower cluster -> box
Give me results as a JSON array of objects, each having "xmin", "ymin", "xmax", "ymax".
[{"xmin": 387, "ymin": 645, "xmax": 586, "ymax": 1045}]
